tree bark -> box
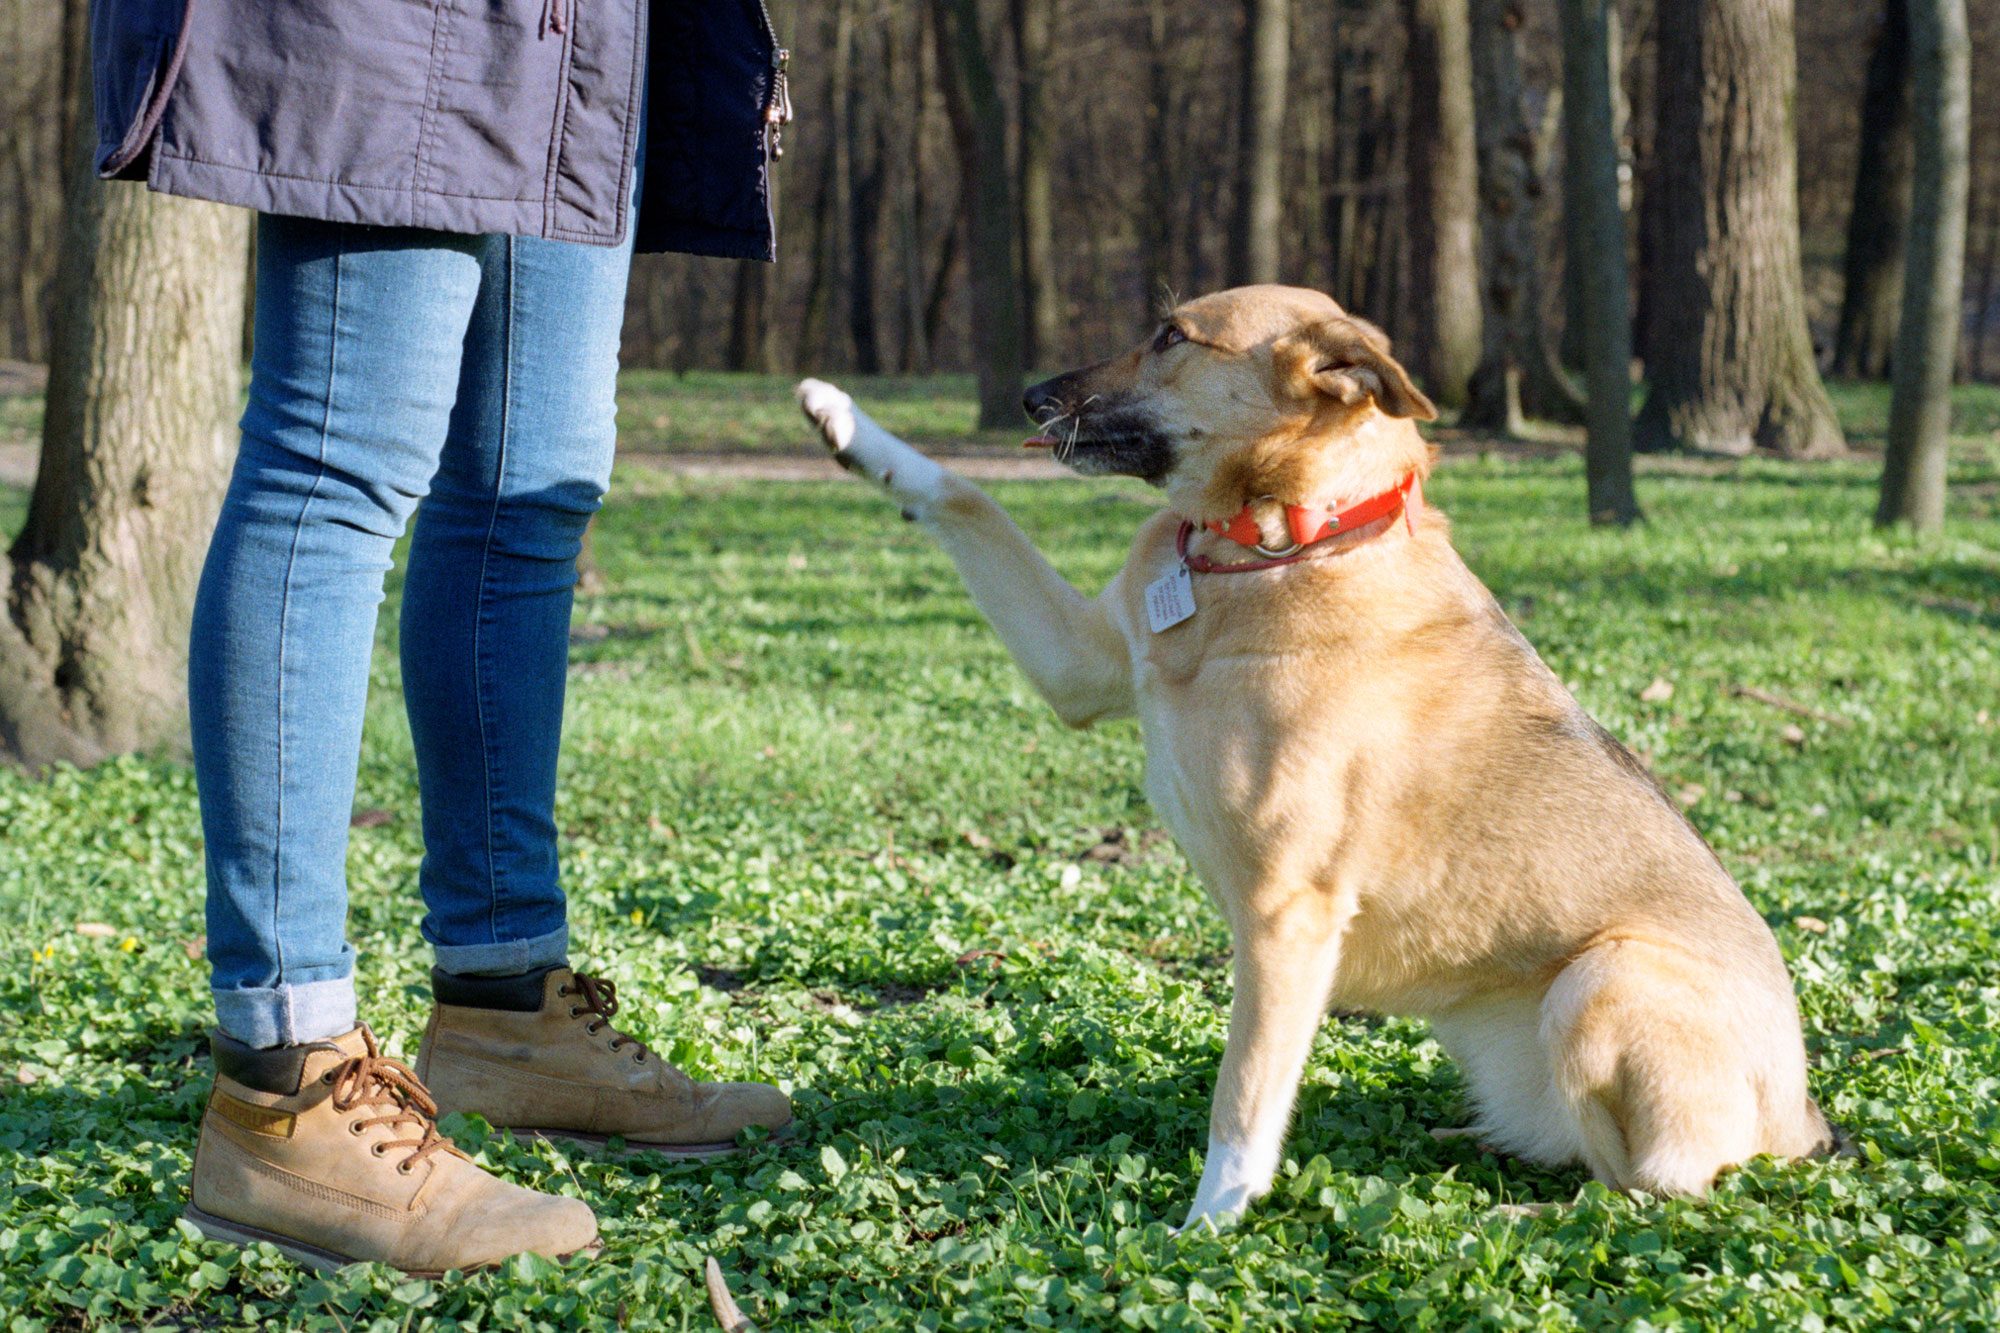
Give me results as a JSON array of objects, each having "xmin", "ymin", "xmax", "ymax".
[
  {"xmin": 931, "ymin": 0, "xmax": 1026, "ymax": 428},
  {"xmin": 1138, "ymin": 0, "xmax": 1177, "ymax": 318},
  {"xmin": 1, "ymin": 0, "xmax": 250, "ymax": 768},
  {"xmin": 1404, "ymin": 0, "xmax": 1483, "ymax": 412},
  {"xmin": 1558, "ymin": 2, "xmax": 1624, "ymax": 373},
  {"xmin": 1012, "ymin": 0, "xmax": 1060, "ymax": 368},
  {"xmin": 1560, "ymin": 0, "xmax": 1641, "ymax": 525},
  {"xmin": 1832, "ymin": 0, "xmax": 1914, "ymax": 380},
  {"xmin": 1466, "ymin": 0, "xmax": 1581, "ymax": 433},
  {"xmin": 1969, "ymin": 180, "xmax": 1999, "ymax": 381},
  {"xmin": 846, "ymin": 0, "xmax": 888, "ymax": 374},
  {"xmin": 1229, "ymin": 0, "xmax": 1289, "ymax": 286},
  {"xmin": 1633, "ymin": 0, "xmax": 1843, "ymax": 457},
  {"xmin": 727, "ymin": 261, "xmax": 773, "ymax": 373},
  {"xmin": 1876, "ymin": 0, "xmax": 1968, "ymax": 531}
]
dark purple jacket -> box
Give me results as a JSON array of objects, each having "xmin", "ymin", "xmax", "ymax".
[{"xmin": 91, "ymin": 0, "xmax": 788, "ymax": 258}]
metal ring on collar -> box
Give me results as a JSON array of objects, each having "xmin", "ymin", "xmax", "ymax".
[{"xmin": 1246, "ymin": 496, "xmax": 1302, "ymax": 558}]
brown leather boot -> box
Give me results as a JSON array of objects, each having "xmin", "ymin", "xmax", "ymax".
[
  {"xmin": 417, "ymin": 966, "xmax": 793, "ymax": 1157},
  {"xmin": 185, "ymin": 1025, "xmax": 599, "ymax": 1276}
]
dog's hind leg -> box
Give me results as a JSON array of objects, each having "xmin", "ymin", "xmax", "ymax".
[
  {"xmin": 798, "ymin": 379, "xmax": 1133, "ymax": 727},
  {"xmin": 1184, "ymin": 898, "xmax": 1346, "ymax": 1231},
  {"xmin": 1540, "ymin": 940, "xmax": 1763, "ymax": 1195}
]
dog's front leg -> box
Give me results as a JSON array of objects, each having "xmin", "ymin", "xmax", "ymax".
[
  {"xmin": 798, "ymin": 379, "xmax": 1133, "ymax": 727},
  {"xmin": 1185, "ymin": 901, "xmax": 1345, "ymax": 1231}
]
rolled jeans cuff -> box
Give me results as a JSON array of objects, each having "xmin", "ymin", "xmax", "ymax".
[
  {"xmin": 430, "ymin": 924, "xmax": 569, "ymax": 978},
  {"xmin": 213, "ymin": 975, "xmax": 358, "ymax": 1049}
]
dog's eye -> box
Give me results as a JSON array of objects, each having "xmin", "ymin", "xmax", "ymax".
[{"xmin": 1154, "ymin": 324, "xmax": 1187, "ymax": 353}]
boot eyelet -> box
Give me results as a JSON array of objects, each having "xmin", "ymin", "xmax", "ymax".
[
  {"xmin": 370, "ymin": 1143, "xmax": 386, "ymax": 1157},
  {"xmin": 397, "ymin": 1161, "xmax": 415, "ymax": 1176},
  {"xmin": 632, "ymin": 1052, "xmax": 645, "ymax": 1065},
  {"xmin": 321, "ymin": 1071, "xmax": 336, "ymax": 1085},
  {"xmin": 350, "ymin": 1122, "xmax": 367, "ymax": 1136},
  {"xmin": 568, "ymin": 1007, "xmax": 582, "ymax": 1018},
  {"xmin": 557, "ymin": 985, "xmax": 571, "ymax": 997}
]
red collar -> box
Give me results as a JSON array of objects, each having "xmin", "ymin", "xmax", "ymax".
[{"xmin": 1177, "ymin": 473, "xmax": 1422, "ymax": 573}]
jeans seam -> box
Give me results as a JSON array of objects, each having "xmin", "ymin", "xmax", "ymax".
[
  {"xmin": 471, "ymin": 237, "xmax": 515, "ymax": 945},
  {"xmin": 269, "ymin": 238, "xmax": 345, "ymax": 985}
]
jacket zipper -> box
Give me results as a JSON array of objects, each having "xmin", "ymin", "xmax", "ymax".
[
  {"xmin": 764, "ymin": 46, "xmax": 793, "ymax": 160},
  {"xmin": 749, "ymin": 0, "xmax": 792, "ymax": 160}
]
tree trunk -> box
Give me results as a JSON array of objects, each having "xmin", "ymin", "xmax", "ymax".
[
  {"xmin": 1633, "ymin": 0, "xmax": 1843, "ymax": 457},
  {"xmin": 727, "ymin": 261, "xmax": 773, "ymax": 373},
  {"xmin": 1875, "ymin": 0, "xmax": 1968, "ymax": 531},
  {"xmin": 931, "ymin": 0, "xmax": 1026, "ymax": 428},
  {"xmin": 1969, "ymin": 180, "xmax": 1999, "ymax": 381},
  {"xmin": 1229, "ymin": 0, "xmax": 1289, "ymax": 285},
  {"xmin": 846, "ymin": 0, "xmax": 888, "ymax": 375},
  {"xmin": 1558, "ymin": 2, "xmax": 1624, "ymax": 373},
  {"xmin": 1466, "ymin": 0, "xmax": 1581, "ymax": 433},
  {"xmin": 1012, "ymin": 0, "xmax": 1059, "ymax": 368},
  {"xmin": 1, "ymin": 0, "xmax": 250, "ymax": 768},
  {"xmin": 1560, "ymin": 0, "xmax": 1641, "ymax": 525},
  {"xmin": 1403, "ymin": 0, "xmax": 1483, "ymax": 412},
  {"xmin": 1138, "ymin": 0, "xmax": 1178, "ymax": 318},
  {"xmin": 1832, "ymin": 0, "xmax": 1913, "ymax": 380}
]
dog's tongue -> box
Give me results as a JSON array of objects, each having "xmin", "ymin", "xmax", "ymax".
[{"xmin": 1022, "ymin": 434, "xmax": 1057, "ymax": 449}]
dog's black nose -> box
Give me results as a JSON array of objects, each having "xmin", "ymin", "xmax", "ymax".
[{"xmin": 1022, "ymin": 379, "xmax": 1060, "ymax": 422}]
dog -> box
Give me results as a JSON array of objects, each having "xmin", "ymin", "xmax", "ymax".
[{"xmin": 796, "ymin": 284, "xmax": 1833, "ymax": 1230}]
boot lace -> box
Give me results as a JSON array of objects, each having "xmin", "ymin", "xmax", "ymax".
[
  {"xmin": 559, "ymin": 973, "xmax": 654, "ymax": 1063},
  {"xmin": 325, "ymin": 1028, "xmax": 454, "ymax": 1172}
]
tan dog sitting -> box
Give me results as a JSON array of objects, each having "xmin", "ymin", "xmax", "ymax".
[{"xmin": 798, "ymin": 285, "xmax": 1834, "ymax": 1230}]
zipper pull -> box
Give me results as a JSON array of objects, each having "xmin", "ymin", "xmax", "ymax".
[{"xmin": 764, "ymin": 47, "xmax": 793, "ymax": 159}]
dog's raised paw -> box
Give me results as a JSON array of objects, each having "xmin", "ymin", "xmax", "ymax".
[{"xmin": 795, "ymin": 378, "xmax": 857, "ymax": 452}]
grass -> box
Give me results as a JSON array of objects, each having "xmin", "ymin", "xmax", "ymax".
[{"xmin": 1, "ymin": 376, "xmax": 1999, "ymax": 1328}]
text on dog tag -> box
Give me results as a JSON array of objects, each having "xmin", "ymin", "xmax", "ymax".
[{"xmin": 1146, "ymin": 563, "xmax": 1196, "ymax": 633}]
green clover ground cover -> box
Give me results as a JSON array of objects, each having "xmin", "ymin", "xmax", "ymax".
[{"xmin": 2, "ymin": 424, "xmax": 1999, "ymax": 1328}]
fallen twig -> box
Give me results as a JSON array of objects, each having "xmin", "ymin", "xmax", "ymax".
[
  {"xmin": 706, "ymin": 1256, "xmax": 758, "ymax": 1333},
  {"xmin": 1729, "ymin": 685, "xmax": 1852, "ymax": 728}
]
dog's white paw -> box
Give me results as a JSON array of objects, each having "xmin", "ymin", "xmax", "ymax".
[
  {"xmin": 794, "ymin": 377, "xmax": 946, "ymax": 505},
  {"xmin": 796, "ymin": 377, "xmax": 858, "ymax": 453},
  {"xmin": 1174, "ymin": 1205, "xmax": 1244, "ymax": 1237}
]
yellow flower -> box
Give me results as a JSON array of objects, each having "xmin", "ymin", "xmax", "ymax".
[
  {"xmin": 629, "ymin": 909, "xmax": 645, "ymax": 926},
  {"xmin": 119, "ymin": 937, "xmax": 141, "ymax": 953}
]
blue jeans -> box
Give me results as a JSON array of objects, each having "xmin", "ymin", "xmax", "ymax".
[{"xmin": 191, "ymin": 211, "xmax": 634, "ymax": 1048}]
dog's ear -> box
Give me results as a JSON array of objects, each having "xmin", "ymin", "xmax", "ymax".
[{"xmin": 1281, "ymin": 317, "xmax": 1438, "ymax": 421}]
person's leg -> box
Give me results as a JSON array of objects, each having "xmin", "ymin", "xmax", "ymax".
[
  {"xmin": 401, "ymin": 164, "xmax": 794, "ymax": 1152},
  {"xmin": 399, "ymin": 223, "xmax": 632, "ymax": 975},
  {"xmin": 184, "ymin": 219, "xmax": 603, "ymax": 1272},
  {"xmin": 190, "ymin": 216, "xmax": 482, "ymax": 1048}
]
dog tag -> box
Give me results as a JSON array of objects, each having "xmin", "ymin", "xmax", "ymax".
[{"xmin": 1145, "ymin": 563, "xmax": 1196, "ymax": 633}]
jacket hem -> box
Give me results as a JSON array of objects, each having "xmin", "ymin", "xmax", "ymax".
[{"xmin": 147, "ymin": 152, "xmax": 625, "ymax": 246}]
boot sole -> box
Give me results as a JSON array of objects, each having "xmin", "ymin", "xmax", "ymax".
[
  {"xmin": 182, "ymin": 1203, "xmax": 601, "ymax": 1278},
  {"xmin": 520, "ymin": 1127, "xmax": 773, "ymax": 1159}
]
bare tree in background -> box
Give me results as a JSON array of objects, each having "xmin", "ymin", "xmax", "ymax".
[
  {"xmin": 1877, "ymin": 0, "xmax": 1969, "ymax": 531},
  {"xmin": 1230, "ymin": 0, "xmax": 1289, "ymax": 285},
  {"xmin": 847, "ymin": 0, "xmax": 890, "ymax": 374},
  {"xmin": 1635, "ymin": 0, "xmax": 1843, "ymax": 457},
  {"xmin": 1465, "ymin": 0, "xmax": 1579, "ymax": 433},
  {"xmin": 932, "ymin": 0, "xmax": 1026, "ymax": 427},
  {"xmin": 1, "ymin": 0, "xmax": 250, "ymax": 768},
  {"xmin": 1557, "ymin": 0, "xmax": 1623, "ymax": 375},
  {"xmin": 1013, "ymin": 0, "xmax": 1060, "ymax": 367},
  {"xmin": 1403, "ymin": 0, "xmax": 1482, "ymax": 411},
  {"xmin": 1560, "ymin": 0, "xmax": 1640, "ymax": 525},
  {"xmin": 1833, "ymin": 0, "xmax": 1913, "ymax": 379}
]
